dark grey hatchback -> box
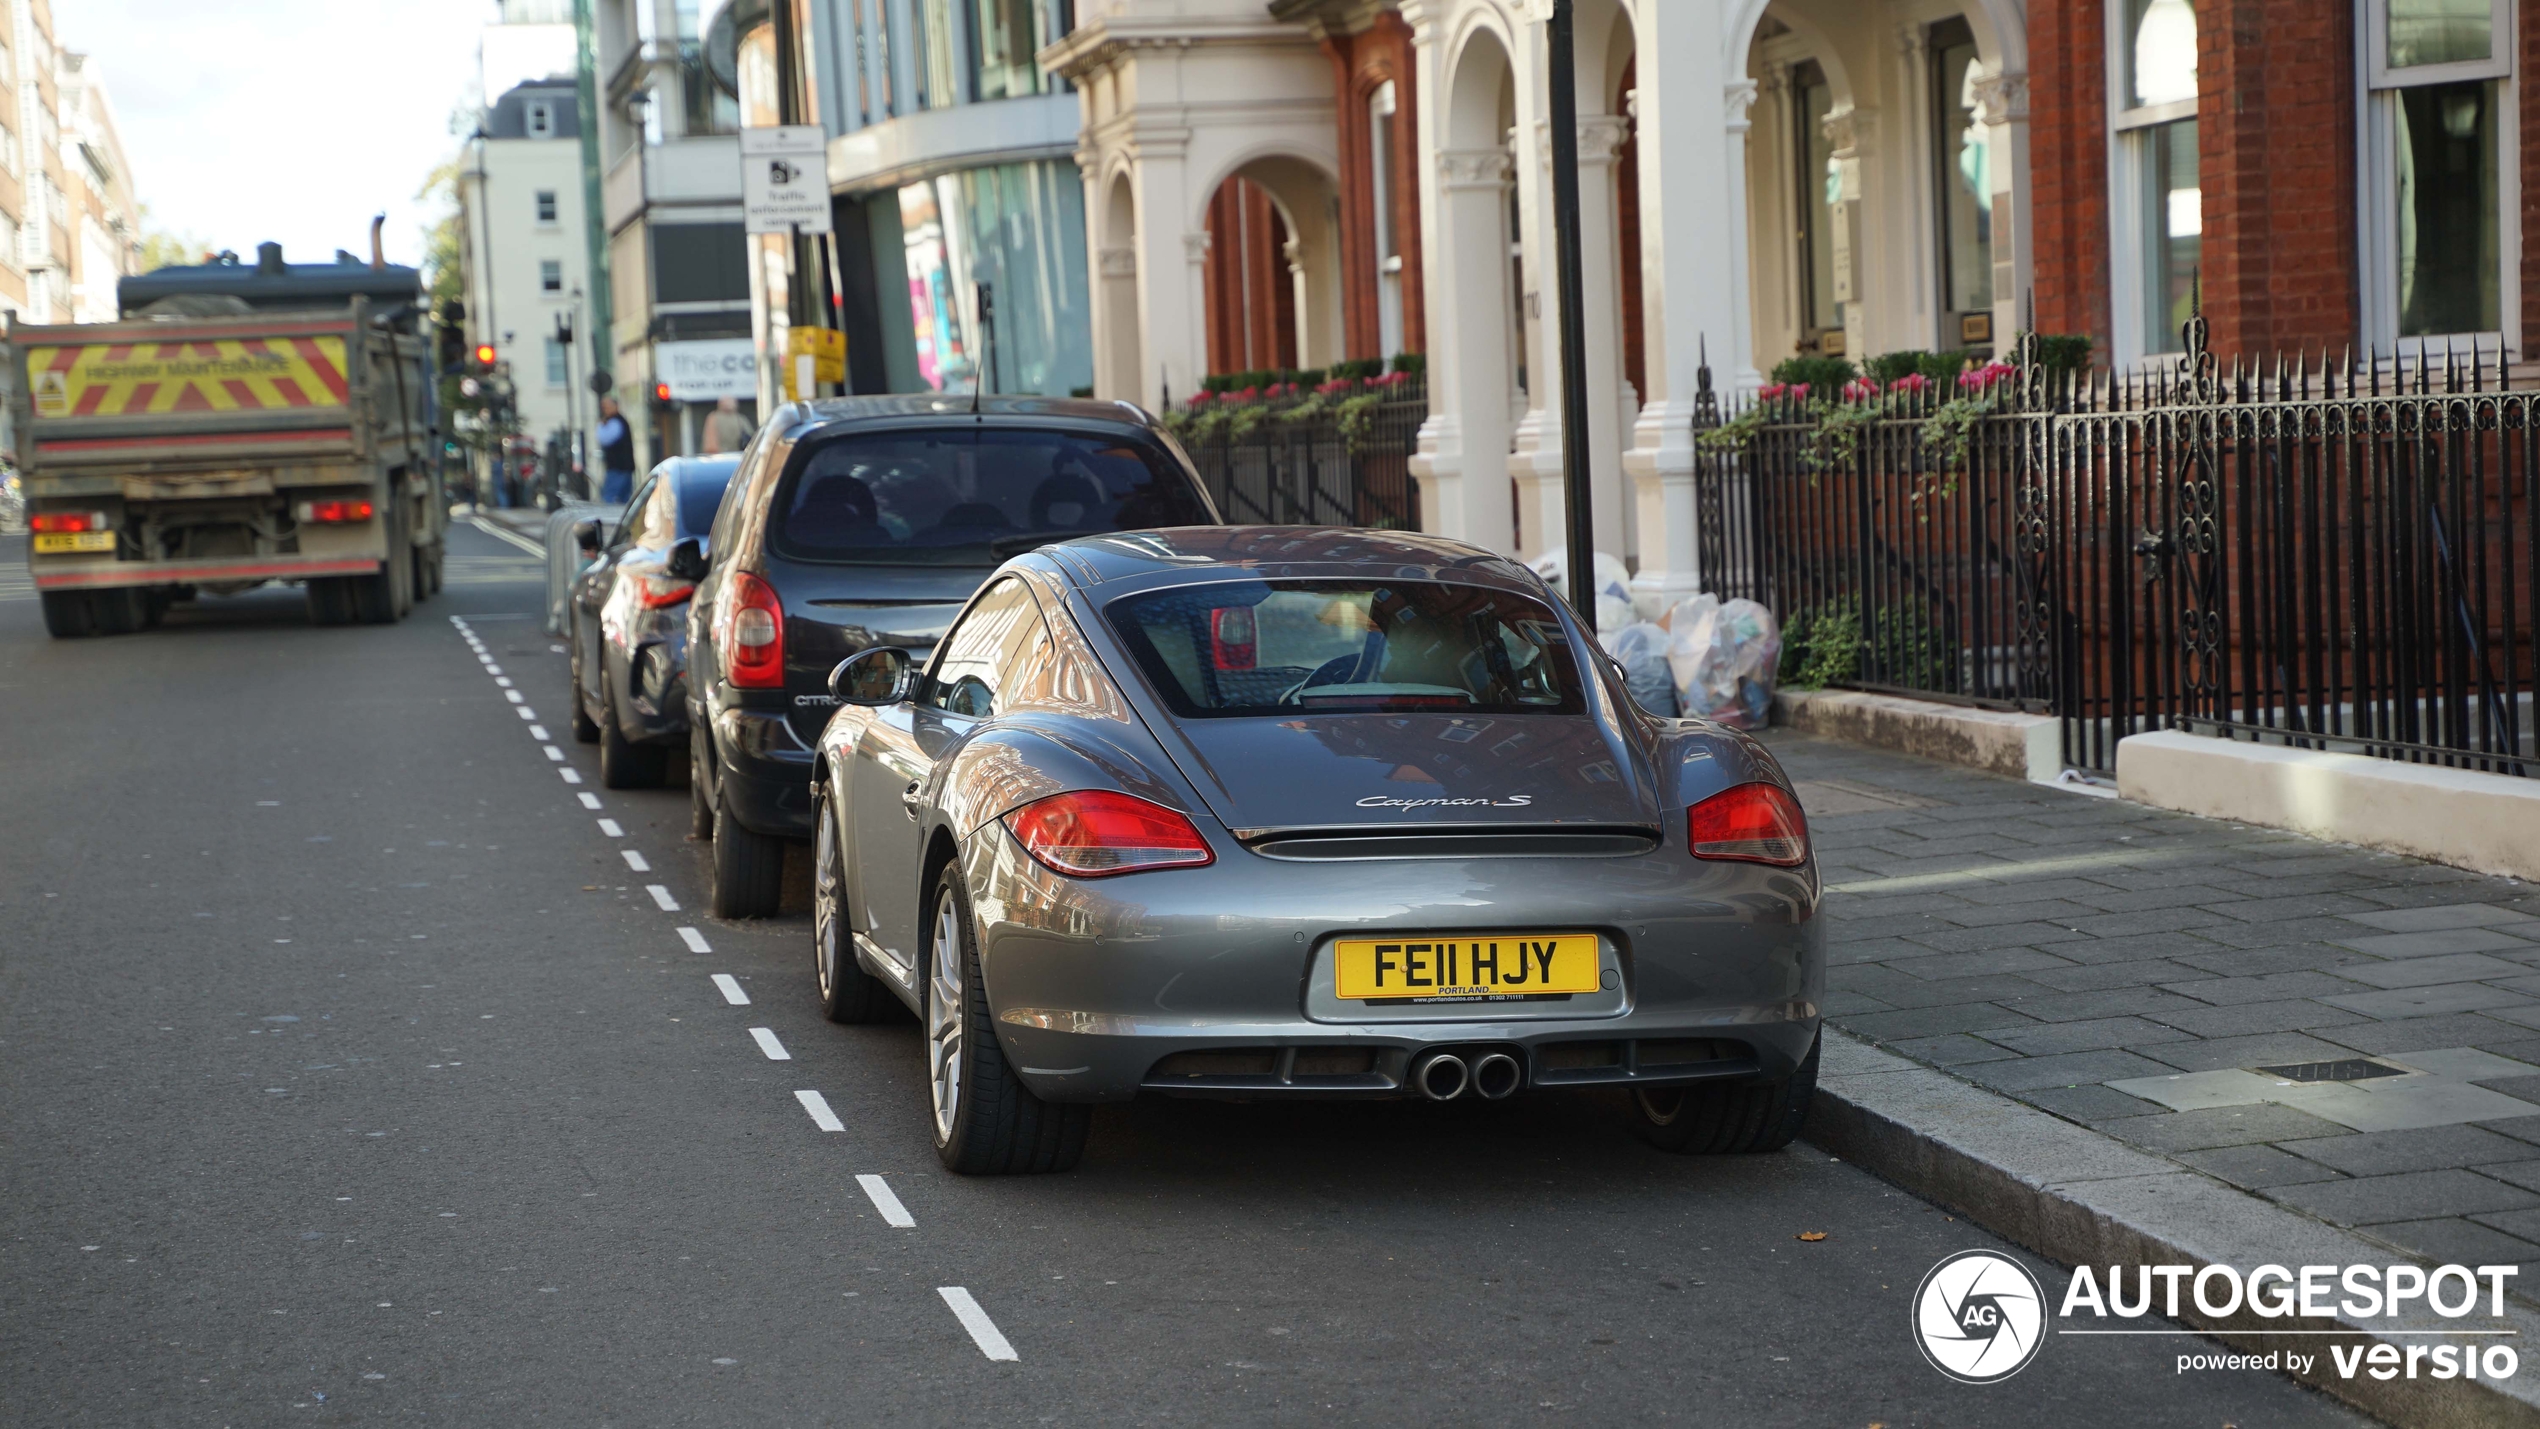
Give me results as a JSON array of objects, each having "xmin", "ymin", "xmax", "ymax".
[{"xmin": 685, "ymin": 395, "xmax": 1219, "ymax": 917}]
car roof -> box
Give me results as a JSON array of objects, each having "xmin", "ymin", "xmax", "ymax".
[
  {"xmin": 1026, "ymin": 525, "xmax": 1547, "ymax": 594},
  {"xmin": 779, "ymin": 393, "xmax": 1161, "ymax": 435}
]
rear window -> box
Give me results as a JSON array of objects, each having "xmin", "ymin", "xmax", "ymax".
[
  {"xmin": 676, "ymin": 461, "xmax": 739, "ymax": 537},
  {"xmin": 767, "ymin": 428, "xmax": 1211, "ymax": 566},
  {"xmin": 1106, "ymin": 580, "xmax": 1584, "ymax": 718}
]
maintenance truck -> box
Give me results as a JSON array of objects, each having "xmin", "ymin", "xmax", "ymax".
[{"xmin": 11, "ymin": 240, "xmax": 446, "ymax": 637}]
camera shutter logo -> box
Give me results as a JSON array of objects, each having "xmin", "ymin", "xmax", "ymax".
[{"xmin": 1912, "ymin": 1250, "xmax": 2046, "ymax": 1383}]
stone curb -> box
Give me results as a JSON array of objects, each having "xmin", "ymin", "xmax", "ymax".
[{"xmin": 1803, "ymin": 1028, "xmax": 2540, "ymax": 1428}]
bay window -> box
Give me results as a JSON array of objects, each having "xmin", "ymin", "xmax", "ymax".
[
  {"xmin": 2109, "ymin": 0, "xmax": 2199, "ymax": 360},
  {"xmin": 2363, "ymin": 0, "xmax": 2514, "ymax": 344}
]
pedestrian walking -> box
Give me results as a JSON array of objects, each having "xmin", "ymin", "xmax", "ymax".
[
  {"xmin": 702, "ymin": 396, "xmax": 752, "ymax": 455},
  {"xmin": 595, "ymin": 397, "xmax": 635, "ymax": 504}
]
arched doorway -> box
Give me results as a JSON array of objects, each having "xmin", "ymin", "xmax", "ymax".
[{"xmin": 1196, "ymin": 156, "xmax": 1341, "ymax": 381}]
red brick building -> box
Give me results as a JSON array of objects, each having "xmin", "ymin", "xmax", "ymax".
[{"xmin": 2034, "ymin": 0, "xmax": 2526, "ymax": 365}]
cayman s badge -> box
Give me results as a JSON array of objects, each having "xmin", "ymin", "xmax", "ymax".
[{"xmin": 1354, "ymin": 795, "xmax": 1534, "ymax": 809}]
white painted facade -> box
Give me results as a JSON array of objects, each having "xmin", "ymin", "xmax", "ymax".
[
  {"xmin": 1052, "ymin": 0, "xmax": 2034, "ymax": 614},
  {"xmin": 457, "ymin": 80, "xmax": 597, "ymax": 461}
]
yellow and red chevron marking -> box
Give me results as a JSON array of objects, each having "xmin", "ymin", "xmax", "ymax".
[{"xmin": 26, "ymin": 335, "xmax": 351, "ymax": 419}]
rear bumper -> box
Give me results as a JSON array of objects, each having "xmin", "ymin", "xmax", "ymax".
[
  {"xmin": 31, "ymin": 554, "xmax": 382, "ymax": 590},
  {"xmin": 711, "ymin": 706, "xmax": 816, "ymax": 839}
]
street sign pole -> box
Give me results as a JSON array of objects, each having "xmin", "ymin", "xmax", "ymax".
[{"xmin": 1546, "ymin": 0, "xmax": 1598, "ymax": 628}]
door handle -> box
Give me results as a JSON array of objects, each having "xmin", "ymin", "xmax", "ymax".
[{"xmin": 901, "ymin": 780, "xmax": 924, "ymax": 820}]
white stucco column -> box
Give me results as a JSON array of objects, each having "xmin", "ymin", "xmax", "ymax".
[
  {"xmin": 1532, "ymin": 112, "xmax": 1630, "ymax": 566},
  {"xmin": 1974, "ymin": 67, "xmax": 2031, "ymax": 351},
  {"xmin": 1417, "ymin": 147, "xmax": 1519, "ymax": 554},
  {"xmin": 1621, "ymin": 0, "xmax": 1747, "ymax": 615},
  {"xmin": 1123, "ymin": 141, "xmax": 1200, "ymax": 411}
]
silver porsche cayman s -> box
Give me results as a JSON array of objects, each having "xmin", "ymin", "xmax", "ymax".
[{"xmin": 810, "ymin": 527, "xmax": 1824, "ymax": 1174}]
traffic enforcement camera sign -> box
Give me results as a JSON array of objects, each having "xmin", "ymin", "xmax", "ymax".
[{"xmin": 742, "ymin": 126, "xmax": 831, "ymax": 235}]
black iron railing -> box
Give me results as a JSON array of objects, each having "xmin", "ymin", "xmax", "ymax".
[
  {"xmin": 1693, "ymin": 323, "xmax": 2538, "ymax": 777},
  {"xmin": 1167, "ymin": 380, "xmax": 1424, "ymax": 530}
]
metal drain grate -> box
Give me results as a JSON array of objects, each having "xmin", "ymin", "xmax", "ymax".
[{"xmin": 2255, "ymin": 1059, "xmax": 2408, "ymax": 1083}]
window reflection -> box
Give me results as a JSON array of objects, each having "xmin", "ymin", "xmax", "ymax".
[
  {"xmin": 1929, "ymin": 20, "xmax": 1991, "ymax": 332},
  {"xmin": 2389, "ymin": 0, "xmax": 2494, "ymax": 69},
  {"xmin": 2396, "ymin": 80, "xmax": 2499, "ymax": 334}
]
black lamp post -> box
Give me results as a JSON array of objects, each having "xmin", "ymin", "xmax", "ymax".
[{"xmin": 1546, "ymin": 0, "xmax": 1599, "ymax": 627}]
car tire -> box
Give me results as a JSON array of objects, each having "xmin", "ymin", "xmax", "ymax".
[
  {"xmin": 598, "ymin": 682, "xmax": 668, "ymax": 788},
  {"xmin": 813, "ymin": 785, "xmax": 895, "ymax": 1024},
  {"xmin": 567, "ymin": 642, "xmax": 601, "ymax": 743},
  {"xmin": 39, "ymin": 590, "xmax": 98, "ymax": 638},
  {"xmin": 1629, "ymin": 1033, "xmax": 1819, "ymax": 1155},
  {"xmin": 926, "ymin": 865, "xmax": 1090, "ymax": 1175},
  {"xmin": 707, "ymin": 779, "xmax": 783, "ymax": 919},
  {"xmin": 688, "ymin": 727, "xmax": 716, "ymax": 841}
]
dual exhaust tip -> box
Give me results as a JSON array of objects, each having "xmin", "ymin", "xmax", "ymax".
[{"xmin": 1412, "ymin": 1050, "xmax": 1522, "ymax": 1102}]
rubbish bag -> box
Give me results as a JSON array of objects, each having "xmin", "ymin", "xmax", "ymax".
[
  {"xmin": 1530, "ymin": 547, "xmax": 1635, "ymax": 636},
  {"xmin": 1604, "ymin": 621, "xmax": 1678, "ymax": 716},
  {"xmin": 1666, "ymin": 595, "xmax": 1782, "ymax": 728}
]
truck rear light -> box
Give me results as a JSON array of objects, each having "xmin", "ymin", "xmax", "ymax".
[
  {"xmin": 297, "ymin": 499, "xmax": 375, "ymax": 524},
  {"xmin": 635, "ymin": 576, "xmax": 696, "ymax": 609},
  {"xmin": 1004, "ymin": 791, "xmax": 1215, "ymax": 878},
  {"xmin": 29, "ymin": 511, "xmax": 108, "ymax": 533},
  {"xmin": 720, "ymin": 570, "xmax": 784, "ymax": 688},
  {"xmin": 1687, "ymin": 783, "xmax": 1809, "ymax": 867}
]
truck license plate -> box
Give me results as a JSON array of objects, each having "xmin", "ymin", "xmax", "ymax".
[
  {"xmin": 32, "ymin": 531, "xmax": 114, "ymax": 554},
  {"xmin": 1332, "ymin": 933, "xmax": 1601, "ymax": 1003}
]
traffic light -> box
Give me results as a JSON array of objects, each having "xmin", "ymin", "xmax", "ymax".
[
  {"xmin": 434, "ymin": 301, "xmax": 466, "ymax": 373},
  {"xmin": 651, "ymin": 381, "xmax": 673, "ymax": 410},
  {"xmin": 474, "ymin": 343, "xmax": 497, "ymax": 369}
]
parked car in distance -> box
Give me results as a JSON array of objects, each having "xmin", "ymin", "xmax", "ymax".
[
  {"xmin": 810, "ymin": 526, "xmax": 1825, "ymax": 1175},
  {"xmin": 686, "ymin": 395, "xmax": 1220, "ymax": 919},
  {"xmin": 566, "ymin": 455, "xmax": 742, "ymax": 787},
  {"xmin": 542, "ymin": 498, "xmax": 623, "ymax": 636}
]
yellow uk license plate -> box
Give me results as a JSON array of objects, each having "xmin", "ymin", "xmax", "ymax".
[
  {"xmin": 33, "ymin": 531, "xmax": 115, "ymax": 554},
  {"xmin": 1333, "ymin": 933, "xmax": 1601, "ymax": 1003}
]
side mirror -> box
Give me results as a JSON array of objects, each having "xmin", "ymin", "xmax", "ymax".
[
  {"xmin": 829, "ymin": 646, "xmax": 914, "ymax": 706},
  {"xmin": 573, "ymin": 518, "xmax": 603, "ymax": 554},
  {"xmin": 666, "ymin": 537, "xmax": 707, "ymax": 581}
]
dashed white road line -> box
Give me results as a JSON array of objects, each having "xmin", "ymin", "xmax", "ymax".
[
  {"xmin": 622, "ymin": 850, "xmax": 651, "ymax": 872},
  {"xmin": 578, "ymin": 792, "xmax": 603, "ymax": 810},
  {"xmin": 598, "ymin": 819, "xmax": 624, "ymax": 837},
  {"xmin": 495, "ymin": 676, "xmax": 513, "ymax": 688},
  {"xmin": 937, "ymin": 1288, "xmax": 1018, "ymax": 1361},
  {"xmin": 528, "ymin": 725, "xmax": 550, "ymax": 741},
  {"xmin": 543, "ymin": 746, "xmax": 565, "ymax": 762},
  {"xmin": 646, "ymin": 885, "xmax": 680, "ymax": 911},
  {"xmin": 559, "ymin": 769, "xmax": 583, "ymax": 785},
  {"xmin": 857, "ymin": 1174, "xmax": 915, "ymax": 1229},
  {"xmin": 677, "ymin": 927, "xmax": 711, "ymax": 953},
  {"xmin": 795, "ymin": 1090, "xmax": 843, "ymax": 1132},
  {"xmin": 515, "ymin": 706, "xmax": 536, "ymax": 720},
  {"xmin": 710, "ymin": 974, "xmax": 749, "ymax": 1006},
  {"xmin": 484, "ymin": 664, "xmax": 504, "ymax": 676},
  {"xmin": 749, "ymin": 1027, "xmax": 791, "ymax": 1061},
  {"xmin": 506, "ymin": 691, "xmax": 525, "ymax": 704}
]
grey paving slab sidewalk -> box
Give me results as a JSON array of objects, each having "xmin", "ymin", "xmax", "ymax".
[{"xmin": 1767, "ymin": 729, "xmax": 2540, "ymax": 1299}]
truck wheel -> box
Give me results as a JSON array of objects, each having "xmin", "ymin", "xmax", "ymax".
[
  {"xmin": 389, "ymin": 507, "xmax": 415, "ymax": 619},
  {"xmin": 307, "ymin": 578, "xmax": 355, "ymax": 627},
  {"xmin": 86, "ymin": 589, "xmax": 147, "ymax": 636},
  {"xmin": 40, "ymin": 591, "xmax": 98, "ymax": 638}
]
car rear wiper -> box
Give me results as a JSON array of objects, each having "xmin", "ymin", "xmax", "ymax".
[{"xmin": 986, "ymin": 530, "xmax": 1101, "ymax": 556}]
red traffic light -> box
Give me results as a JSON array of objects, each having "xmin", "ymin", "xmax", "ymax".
[
  {"xmin": 653, "ymin": 382, "xmax": 671, "ymax": 403},
  {"xmin": 473, "ymin": 344, "xmax": 497, "ymax": 367}
]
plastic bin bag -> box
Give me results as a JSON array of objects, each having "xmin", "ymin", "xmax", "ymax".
[
  {"xmin": 1666, "ymin": 595, "xmax": 1781, "ymax": 729},
  {"xmin": 1603, "ymin": 621, "xmax": 1678, "ymax": 716}
]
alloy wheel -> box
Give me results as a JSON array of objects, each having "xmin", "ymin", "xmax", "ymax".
[
  {"xmin": 1635, "ymin": 1086, "xmax": 1688, "ymax": 1126},
  {"xmin": 927, "ymin": 890, "xmax": 964, "ymax": 1143},
  {"xmin": 814, "ymin": 804, "xmax": 841, "ymax": 1002}
]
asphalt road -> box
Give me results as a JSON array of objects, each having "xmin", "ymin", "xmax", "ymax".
[{"xmin": 0, "ymin": 521, "xmax": 2374, "ymax": 1426}]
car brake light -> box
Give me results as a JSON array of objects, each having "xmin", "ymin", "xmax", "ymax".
[
  {"xmin": 635, "ymin": 576, "xmax": 696, "ymax": 609},
  {"xmin": 1209, "ymin": 606, "xmax": 1256, "ymax": 670},
  {"xmin": 722, "ymin": 570, "xmax": 784, "ymax": 688},
  {"xmin": 29, "ymin": 511, "xmax": 108, "ymax": 533},
  {"xmin": 1687, "ymin": 783, "xmax": 1809, "ymax": 866},
  {"xmin": 297, "ymin": 499, "xmax": 375, "ymax": 524},
  {"xmin": 1004, "ymin": 790, "xmax": 1215, "ymax": 878}
]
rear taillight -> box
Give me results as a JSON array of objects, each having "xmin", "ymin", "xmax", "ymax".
[
  {"xmin": 296, "ymin": 499, "xmax": 375, "ymax": 524},
  {"xmin": 1004, "ymin": 790, "xmax": 1215, "ymax": 878},
  {"xmin": 29, "ymin": 510, "xmax": 108, "ymax": 533},
  {"xmin": 1687, "ymin": 783, "xmax": 1809, "ymax": 867},
  {"xmin": 721, "ymin": 570, "xmax": 784, "ymax": 688},
  {"xmin": 1209, "ymin": 606, "xmax": 1256, "ymax": 670},
  {"xmin": 635, "ymin": 576, "xmax": 695, "ymax": 609}
]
